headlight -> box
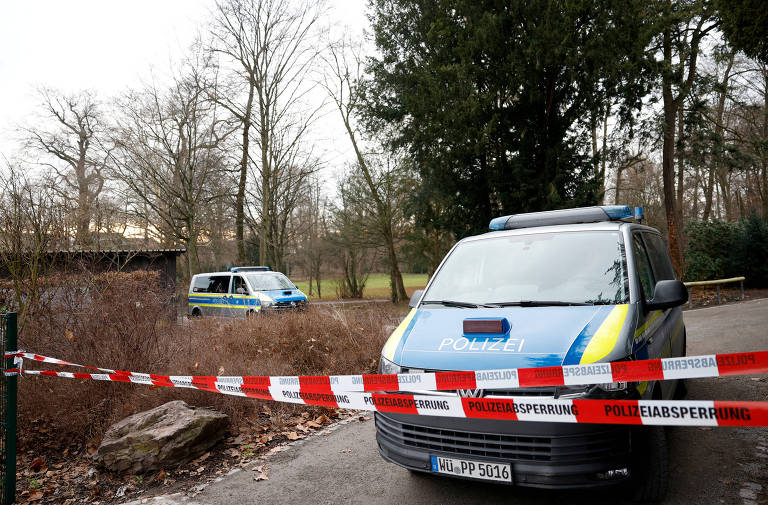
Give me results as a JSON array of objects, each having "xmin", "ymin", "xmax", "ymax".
[
  {"xmin": 597, "ymin": 381, "xmax": 627, "ymax": 392},
  {"xmin": 379, "ymin": 356, "xmax": 402, "ymax": 375}
]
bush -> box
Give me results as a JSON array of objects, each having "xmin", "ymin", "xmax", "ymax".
[
  {"xmin": 15, "ymin": 270, "xmax": 402, "ymax": 447},
  {"xmin": 684, "ymin": 215, "xmax": 768, "ymax": 287}
]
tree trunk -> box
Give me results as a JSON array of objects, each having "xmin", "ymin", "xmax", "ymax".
[
  {"xmin": 385, "ymin": 227, "xmax": 407, "ymax": 302},
  {"xmin": 662, "ymin": 69, "xmax": 683, "ymax": 275},
  {"xmin": 676, "ymin": 105, "xmax": 685, "ymax": 229},
  {"xmin": 236, "ymin": 115, "xmax": 251, "ymax": 264}
]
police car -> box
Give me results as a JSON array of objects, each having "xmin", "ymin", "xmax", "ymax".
[
  {"xmin": 375, "ymin": 206, "xmax": 688, "ymax": 501},
  {"xmin": 188, "ymin": 266, "xmax": 308, "ymax": 317}
]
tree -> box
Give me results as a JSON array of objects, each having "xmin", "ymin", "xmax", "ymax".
[
  {"xmin": 110, "ymin": 57, "xmax": 234, "ymax": 278},
  {"xmin": 652, "ymin": 0, "xmax": 718, "ymax": 275},
  {"xmin": 715, "ymin": 0, "xmax": 768, "ymax": 64},
  {"xmin": 322, "ymin": 38, "xmax": 408, "ymax": 302},
  {"xmin": 23, "ymin": 89, "xmax": 108, "ymax": 247},
  {"xmin": 209, "ymin": 0, "xmax": 323, "ymax": 266},
  {"xmin": 0, "ymin": 164, "xmax": 65, "ymax": 328},
  {"xmin": 364, "ymin": 0, "xmax": 653, "ymax": 239},
  {"xmin": 328, "ymin": 171, "xmax": 380, "ymax": 299}
]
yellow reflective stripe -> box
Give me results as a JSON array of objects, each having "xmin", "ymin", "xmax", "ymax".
[
  {"xmin": 382, "ymin": 309, "xmax": 417, "ymax": 361},
  {"xmin": 634, "ymin": 310, "xmax": 662, "ymax": 339},
  {"xmin": 580, "ymin": 304, "xmax": 629, "ymax": 364},
  {"xmin": 637, "ymin": 381, "xmax": 649, "ymax": 395},
  {"xmin": 188, "ymin": 302, "xmax": 261, "ymax": 310}
]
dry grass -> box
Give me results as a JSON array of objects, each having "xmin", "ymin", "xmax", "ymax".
[{"xmin": 15, "ymin": 271, "xmax": 403, "ymax": 447}]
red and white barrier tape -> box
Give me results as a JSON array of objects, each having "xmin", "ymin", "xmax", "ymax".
[
  {"xmin": 4, "ymin": 366, "xmax": 768, "ymax": 426},
  {"xmin": 5, "ymin": 350, "xmax": 767, "ymax": 392}
]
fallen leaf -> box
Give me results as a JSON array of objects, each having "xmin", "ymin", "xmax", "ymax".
[
  {"xmin": 30, "ymin": 456, "xmax": 45, "ymax": 472},
  {"xmin": 253, "ymin": 465, "xmax": 269, "ymax": 481},
  {"xmin": 156, "ymin": 470, "xmax": 166, "ymax": 481},
  {"xmin": 284, "ymin": 432, "xmax": 300, "ymax": 441},
  {"xmin": 296, "ymin": 424, "xmax": 309, "ymax": 433},
  {"xmin": 305, "ymin": 420, "xmax": 321, "ymax": 429},
  {"xmin": 315, "ymin": 415, "xmax": 329, "ymax": 424},
  {"xmin": 65, "ymin": 329, "xmax": 76, "ymax": 341},
  {"xmin": 196, "ymin": 466, "xmax": 205, "ymax": 474},
  {"xmin": 29, "ymin": 490, "xmax": 44, "ymax": 501}
]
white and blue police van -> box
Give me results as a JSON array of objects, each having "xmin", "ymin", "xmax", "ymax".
[
  {"xmin": 188, "ymin": 266, "xmax": 308, "ymax": 318},
  {"xmin": 375, "ymin": 206, "xmax": 688, "ymax": 501}
]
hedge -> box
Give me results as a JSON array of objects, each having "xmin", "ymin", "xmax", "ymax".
[{"xmin": 684, "ymin": 214, "xmax": 768, "ymax": 288}]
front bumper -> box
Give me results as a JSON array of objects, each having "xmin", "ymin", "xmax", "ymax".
[{"xmin": 375, "ymin": 412, "xmax": 632, "ymax": 489}]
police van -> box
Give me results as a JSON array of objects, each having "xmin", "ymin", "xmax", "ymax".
[
  {"xmin": 187, "ymin": 266, "xmax": 308, "ymax": 317},
  {"xmin": 375, "ymin": 206, "xmax": 688, "ymax": 501}
]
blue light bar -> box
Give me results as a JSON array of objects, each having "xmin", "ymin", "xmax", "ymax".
[
  {"xmin": 488, "ymin": 205, "xmax": 635, "ymax": 231},
  {"xmin": 231, "ymin": 266, "xmax": 271, "ymax": 272},
  {"xmin": 601, "ymin": 205, "xmax": 633, "ymax": 220},
  {"xmin": 489, "ymin": 215, "xmax": 511, "ymax": 230}
]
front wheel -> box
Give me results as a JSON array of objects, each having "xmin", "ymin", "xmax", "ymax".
[{"xmin": 628, "ymin": 426, "xmax": 669, "ymax": 503}]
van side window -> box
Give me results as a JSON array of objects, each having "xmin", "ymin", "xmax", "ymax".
[
  {"xmin": 192, "ymin": 275, "xmax": 210, "ymax": 293},
  {"xmin": 632, "ymin": 234, "xmax": 656, "ymax": 300},
  {"xmin": 206, "ymin": 275, "xmax": 230, "ymax": 294},
  {"xmin": 231, "ymin": 276, "xmax": 248, "ymax": 294},
  {"xmin": 642, "ymin": 233, "xmax": 676, "ymax": 281}
]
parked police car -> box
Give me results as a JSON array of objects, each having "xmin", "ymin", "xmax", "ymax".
[
  {"xmin": 375, "ymin": 206, "xmax": 687, "ymax": 501},
  {"xmin": 188, "ymin": 266, "xmax": 308, "ymax": 317}
]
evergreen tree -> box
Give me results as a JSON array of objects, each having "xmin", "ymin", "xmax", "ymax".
[{"xmin": 364, "ymin": 0, "xmax": 652, "ymax": 237}]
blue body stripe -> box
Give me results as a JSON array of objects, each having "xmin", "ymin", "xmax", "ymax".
[{"xmin": 561, "ymin": 305, "xmax": 614, "ymax": 365}]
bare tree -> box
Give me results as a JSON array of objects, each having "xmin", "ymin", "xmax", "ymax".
[
  {"xmin": 0, "ymin": 163, "xmax": 66, "ymax": 328},
  {"xmin": 23, "ymin": 89, "xmax": 108, "ymax": 247},
  {"xmin": 322, "ymin": 37, "xmax": 409, "ymax": 302},
  {"xmin": 209, "ymin": 0, "xmax": 323, "ymax": 265},
  {"xmin": 110, "ymin": 56, "xmax": 234, "ymax": 278}
]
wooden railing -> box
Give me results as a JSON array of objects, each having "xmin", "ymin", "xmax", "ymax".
[{"xmin": 683, "ymin": 276, "xmax": 745, "ymax": 308}]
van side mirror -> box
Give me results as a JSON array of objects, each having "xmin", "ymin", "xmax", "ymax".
[
  {"xmin": 645, "ymin": 280, "xmax": 688, "ymax": 311},
  {"xmin": 409, "ymin": 289, "xmax": 424, "ymax": 309}
]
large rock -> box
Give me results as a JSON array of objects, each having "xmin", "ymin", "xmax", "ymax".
[{"xmin": 94, "ymin": 400, "xmax": 229, "ymax": 473}]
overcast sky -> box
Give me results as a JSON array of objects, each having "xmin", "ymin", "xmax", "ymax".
[{"xmin": 0, "ymin": 0, "xmax": 369, "ymax": 171}]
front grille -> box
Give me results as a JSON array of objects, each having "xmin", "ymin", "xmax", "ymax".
[{"xmin": 376, "ymin": 414, "xmax": 629, "ymax": 463}]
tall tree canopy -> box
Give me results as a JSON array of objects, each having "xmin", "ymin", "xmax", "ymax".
[
  {"xmin": 715, "ymin": 0, "xmax": 768, "ymax": 64},
  {"xmin": 365, "ymin": 0, "xmax": 652, "ymax": 237}
]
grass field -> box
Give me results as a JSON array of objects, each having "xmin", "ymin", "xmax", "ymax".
[{"xmin": 293, "ymin": 273, "xmax": 428, "ymax": 301}]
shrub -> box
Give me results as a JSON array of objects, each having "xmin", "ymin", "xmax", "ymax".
[
  {"xmin": 684, "ymin": 215, "xmax": 768, "ymax": 287},
  {"xmin": 14, "ymin": 270, "xmax": 402, "ymax": 447}
]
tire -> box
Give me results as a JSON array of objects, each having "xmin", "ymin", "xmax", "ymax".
[
  {"xmin": 674, "ymin": 378, "xmax": 688, "ymax": 399},
  {"xmin": 191, "ymin": 308, "xmax": 202, "ymax": 318},
  {"xmin": 629, "ymin": 426, "xmax": 669, "ymax": 503},
  {"xmin": 674, "ymin": 331, "xmax": 688, "ymax": 399}
]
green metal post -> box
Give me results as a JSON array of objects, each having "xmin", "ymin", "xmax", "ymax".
[{"xmin": 3, "ymin": 313, "xmax": 17, "ymax": 505}]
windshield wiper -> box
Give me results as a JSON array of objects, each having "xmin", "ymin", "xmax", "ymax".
[
  {"xmin": 486, "ymin": 300, "xmax": 594, "ymax": 307},
  {"xmin": 421, "ymin": 300, "xmax": 481, "ymax": 308}
]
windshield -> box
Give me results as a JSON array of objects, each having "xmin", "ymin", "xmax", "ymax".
[
  {"xmin": 423, "ymin": 231, "xmax": 628, "ymax": 305},
  {"xmin": 245, "ymin": 272, "xmax": 296, "ymax": 291}
]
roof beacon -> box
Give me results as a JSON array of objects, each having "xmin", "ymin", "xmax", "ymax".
[
  {"xmin": 634, "ymin": 206, "xmax": 644, "ymax": 224},
  {"xmin": 230, "ymin": 266, "xmax": 271, "ymax": 272},
  {"xmin": 488, "ymin": 205, "xmax": 634, "ymax": 231}
]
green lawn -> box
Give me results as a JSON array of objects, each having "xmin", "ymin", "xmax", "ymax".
[{"xmin": 293, "ymin": 273, "xmax": 428, "ymax": 301}]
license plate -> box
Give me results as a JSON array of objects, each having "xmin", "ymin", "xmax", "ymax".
[{"xmin": 430, "ymin": 456, "xmax": 512, "ymax": 483}]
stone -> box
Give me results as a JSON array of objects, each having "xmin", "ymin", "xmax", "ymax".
[{"xmin": 94, "ymin": 401, "xmax": 229, "ymax": 474}]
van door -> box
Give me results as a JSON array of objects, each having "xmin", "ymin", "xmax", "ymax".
[
  {"xmin": 642, "ymin": 232, "xmax": 684, "ymax": 360},
  {"xmin": 631, "ymin": 233, "xmax": 670, "ymax": 397},
  {"xmin": 227, "ymin": 275, "xmax": 250, "ymax": 318},
  {"xmin": 206, "ymin": 275, "xmax": 231, "ymax": 317}
]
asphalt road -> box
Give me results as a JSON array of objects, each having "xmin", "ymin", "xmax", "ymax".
[{"xmin": 131, "ymin": 299, "xmax": 768, "ymax": 505}]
